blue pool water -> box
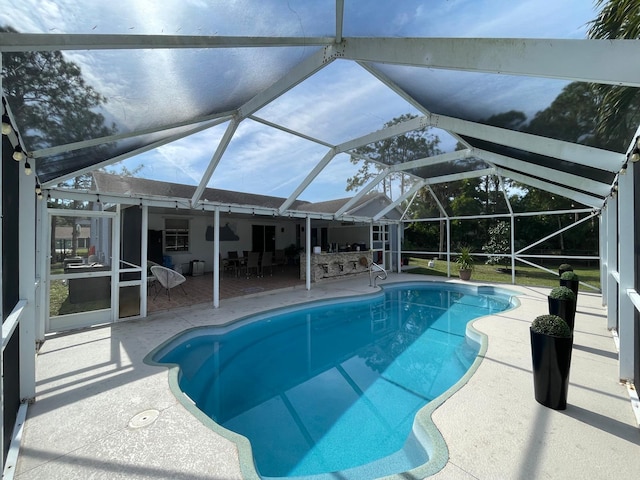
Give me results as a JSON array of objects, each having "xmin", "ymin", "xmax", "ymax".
[{"xmin": 149, "ymin": 282, "xmax": 515, "ymax": 479}]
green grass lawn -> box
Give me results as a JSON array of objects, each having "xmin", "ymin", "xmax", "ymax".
[{"xmin": 404, "ymin": 257, "xmax": 601, "ymax": 292}]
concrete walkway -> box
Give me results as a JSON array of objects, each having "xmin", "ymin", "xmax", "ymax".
[{"xmin": 13, "ymin": 274, "xmax": 640, "ymax": 479}]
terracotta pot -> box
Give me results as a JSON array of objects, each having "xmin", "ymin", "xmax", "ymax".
[{"xmin": 459, "ymin": 269, "xmax": 472, "ymax": 281}]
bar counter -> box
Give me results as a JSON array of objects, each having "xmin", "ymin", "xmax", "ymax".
[{"xmin": 300, "ymin": 251, "xmax": 372, "ymax": 282}]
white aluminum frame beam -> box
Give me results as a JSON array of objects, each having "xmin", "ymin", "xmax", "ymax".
[
  {"xmin": 334, "ymin": 168, "xmax": 390, "ymax": 218},
  {"xmin": 342, "ymin": 37, "xmax": 640, "ymax": 87},
  {"xmin": 428, "ymin": 114, "xmax": 622, "ymax": 172},
  {"xmin": 494, "ymin": 166, "xmax": 603, "ymax": 208},
  {"xmin": 475, "ymin": 149, "xmax": 611, "ymax": 197},
  {"xmin": 0, "ymin": 33, "xmax": 335, "ymax": 52},
  {"xmin": 42, "ymin": 119, "xmax": 229, "ymax": 188},
  {"xmin": 191, "ymin": 118, "xmax": 239, "ymax": 205},
  {"xmin": 239, "ymin": 47, "xmax": 341, "ymax": 118},
  {"xmin": 373, "ymin": 179, "xmax": 427, "ymax": 221},
  {"xmin": 249, "ymin": 115, "xmax": 333, "ymax": 148},
  {"xmin": 279, "ymin": 148, "xmax": 337, "ymax": 214},
  {"xmin": 335, "ymin": 0, "xmax": 344, "ymax": 44},
  {"xmin": 33, "ymin": 113, "xmax": 234, "ymax": 159}
]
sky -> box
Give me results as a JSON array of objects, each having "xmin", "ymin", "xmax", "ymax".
[{"xmin": 0, "ymin": 0, "xmax": 600, "ymax": 202}]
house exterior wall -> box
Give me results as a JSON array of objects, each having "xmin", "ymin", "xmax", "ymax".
[{"xmin": 148, "ymin": 212, "xmax": 299, "ymax": 273}]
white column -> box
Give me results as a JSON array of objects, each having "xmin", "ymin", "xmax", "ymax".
[
  {"xmin": 606, "ymin": 200, "xmax": 618, "ymax": 330},
  {"xmin": 37, "ymin": 195, "xmax": 49, "ymax": 339},
  {"xmin": 617, "ymin": 160, "xmax": 635, "ymax": 382},
  {"xmin": 140, "ymin": 204, "xmax": 148, "ymax": 317},
  {"xmin": 600, "ymin": 209, "xmax": 607, "ymax": 305},
  {"xmin": 446, "ymin": 218, "xmax": 451, "ymax": 277},
  {"xmin": 19, "ymin": 164, "xmax": 36, "ymax": 401},
  {"xmin": 111, "ymin": 205, "xmax": 121, "ymax": 322},
  {"xmin": 213, "ymin": 208, "xmax": 220, "ymax": 308},
  {"xmin": 305, "ymin": 216, "xmax": 311, "ymax": 291},
  {"xmin": 510, "ymin": 213, "xmax": 516, "ymax": 284},
  {"xmin": 396, "ymin": 222, "xmax": 402, "ymax": 273}
]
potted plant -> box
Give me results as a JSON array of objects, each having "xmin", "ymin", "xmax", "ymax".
[
  {"xmin": 456, "ymin": 246, "xmax": 474, "ymax": 281},
  {"xmin": 559, "ymin": 271, "xmax": 579, "ymax": 298},
  {"xmin": 548, "ymin": 285, "xmax": 577, "ymax": 331},
  {"xmin": 558, "ymin": 263, "xmax": 573, "ymax": 276},
  {"xmin": 530, "ymin": 314, "xmax": 573, "ymax": 410}
]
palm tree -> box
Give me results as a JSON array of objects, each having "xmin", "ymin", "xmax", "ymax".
[{"xmin": 588, "ymin": 0, "xmax": 640, "ymax": 151}]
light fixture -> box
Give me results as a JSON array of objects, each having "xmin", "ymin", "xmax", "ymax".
[
  {"xmin": 37, "ymin": 191, "xmax": 43, "ymax": 201},
  {"xmin": 96, "ymin": 194, "xmax": 100, "ymax": 203},
  {"xmin": 13, "ymin": 145, "xmax": 25, "ymax": 161},
  {"xmin": 631, "ymin": 148, "xmax": 640, "ymax": 163},
  {"xmin": 35, "ymin": 182, "xmax": 42, "ymax": 194},
  {"xmin": 1, "ymin": 114, "xmax": 12, "ymax": 135},
  {"xmin": 620, "ymin": 161, "xmax": 628, "ymax": 175},
  {"xmin": 24, "ymin": 160, "xmax": 32, "ymax": 175}
]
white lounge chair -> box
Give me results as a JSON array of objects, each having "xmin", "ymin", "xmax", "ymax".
[{"xmin": 150, "ymin": 265, "xmax": 187, "ymax": 300}]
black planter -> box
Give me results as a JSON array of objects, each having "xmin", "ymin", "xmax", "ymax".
[
  {"xmin": 548, "ymin": 297, "xmax": 576, "ymax": 331},
  {"xmin": 560, "ymin": 279, "xmax": 579, "ymax": 298},
  {"xmin": 530, "ymin": 328, "xmax": 573, "ymax": 410}
]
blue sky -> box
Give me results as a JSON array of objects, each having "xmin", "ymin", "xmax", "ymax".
[{"xmin": 1, "ymin": 0, "xmax": 600, "ymax": 202}]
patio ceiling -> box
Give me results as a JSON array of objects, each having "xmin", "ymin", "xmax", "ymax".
[{"xmin": 1, "ymin": 0, "xmax": 637, "ymax": 217}]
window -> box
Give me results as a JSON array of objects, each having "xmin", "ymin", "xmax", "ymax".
[
  {"xmin": 165, "ymin": 218, "xmax": 189, "ymax": 252},
  {"xmin": 372, "ymin": 225, "xmax": 388, "ymax": 243}
]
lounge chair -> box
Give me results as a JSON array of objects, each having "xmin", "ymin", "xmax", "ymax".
[{"xmin": 150, "ymin": 265, "xmax": 187, "ymax": 300}]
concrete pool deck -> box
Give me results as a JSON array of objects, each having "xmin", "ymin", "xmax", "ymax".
[{"xmin": 13, "ymin": 273, "xmax": 640, "ymax": 479}]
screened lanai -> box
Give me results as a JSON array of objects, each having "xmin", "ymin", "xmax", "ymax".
[{"xmin": 2, "ymin": 0, "xmax": 640, "ymax": 477}]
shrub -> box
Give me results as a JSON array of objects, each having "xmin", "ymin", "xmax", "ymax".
[
  {"xmin": 549, "ymin": 285, "xmax": 576, "ymax": 301},
  {"xmin": 558, "ymin": 263, "xmax": 573, "ymax": 272},
  {"xmin": 482, "ymin": 221, "xmax": 511, "ymax": 266},
  {"xmin": 560, "ymin": 271, "xmax": 579, "ymax": 281},
  {"xmin": 531, "ymin": 314, "xmax": 571, "ymax": 337}
]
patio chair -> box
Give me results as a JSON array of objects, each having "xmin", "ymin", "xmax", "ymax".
[
  {"xmin": 245, "ymin": 251, "xmax": 260, "ymax": 278},
  {"xmin": 261, "ymin": 251, "xmax": 274, "ymax": 276},
  {"xmin": 274, "ymin": 249, "xmax": 286, "ymax": 267},
  {"xmin": 150, "ymin": 265, "xmax": 187, "ymax": 300}
]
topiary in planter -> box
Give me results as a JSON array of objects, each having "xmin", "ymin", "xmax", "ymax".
[
  {"xmin": 549, "ymin": 286, "xmax": 576, "ymax": 301},
  {"xmin": 530, "ymin": 314, "xmax": 573, "ymax": 410},
  {"xmin": 558, "ymin": 263, "xmax": 573, "ymax": 276},
  {"xmin": 560, "ymin": 271, "xmax": 579, "ymax": 281},
  {"xmin": 531, "ymin": 314, "xmax": 571, "ymax": 337},
  {"xmin": 560, "ymin": 271, "xmax": 580, "ymax": 298},
  {"xmin": 548, "ymin": 286, "xmax": 577, "ymax": 331}
]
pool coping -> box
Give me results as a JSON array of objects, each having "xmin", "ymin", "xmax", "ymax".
[{"xmin": 143, "ymin": 281, "xmax": 521, "ymax": 480}]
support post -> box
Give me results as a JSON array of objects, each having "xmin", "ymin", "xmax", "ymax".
[
  {"xmin": 606, "ymin": 202, "xmax": 618, "ymax": 330},
  {"xmin": 19, "ymin": 155, "xmax": 36, "ymax": 402},
  {"xmin": 305, "ymin": 216, "xmax": 311, "ymax": 291},
  {"xmin": 618, "ymin": 159, "xmax": 635, "ymax": 382},
  {"xmin": 214, "ymin": 208, "xmax": 220, "ymax": 308}
]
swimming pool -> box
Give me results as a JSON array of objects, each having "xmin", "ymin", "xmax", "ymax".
[{"xmin": 147, "ymin": 281, "xmax": 517, "ymax": 479}]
